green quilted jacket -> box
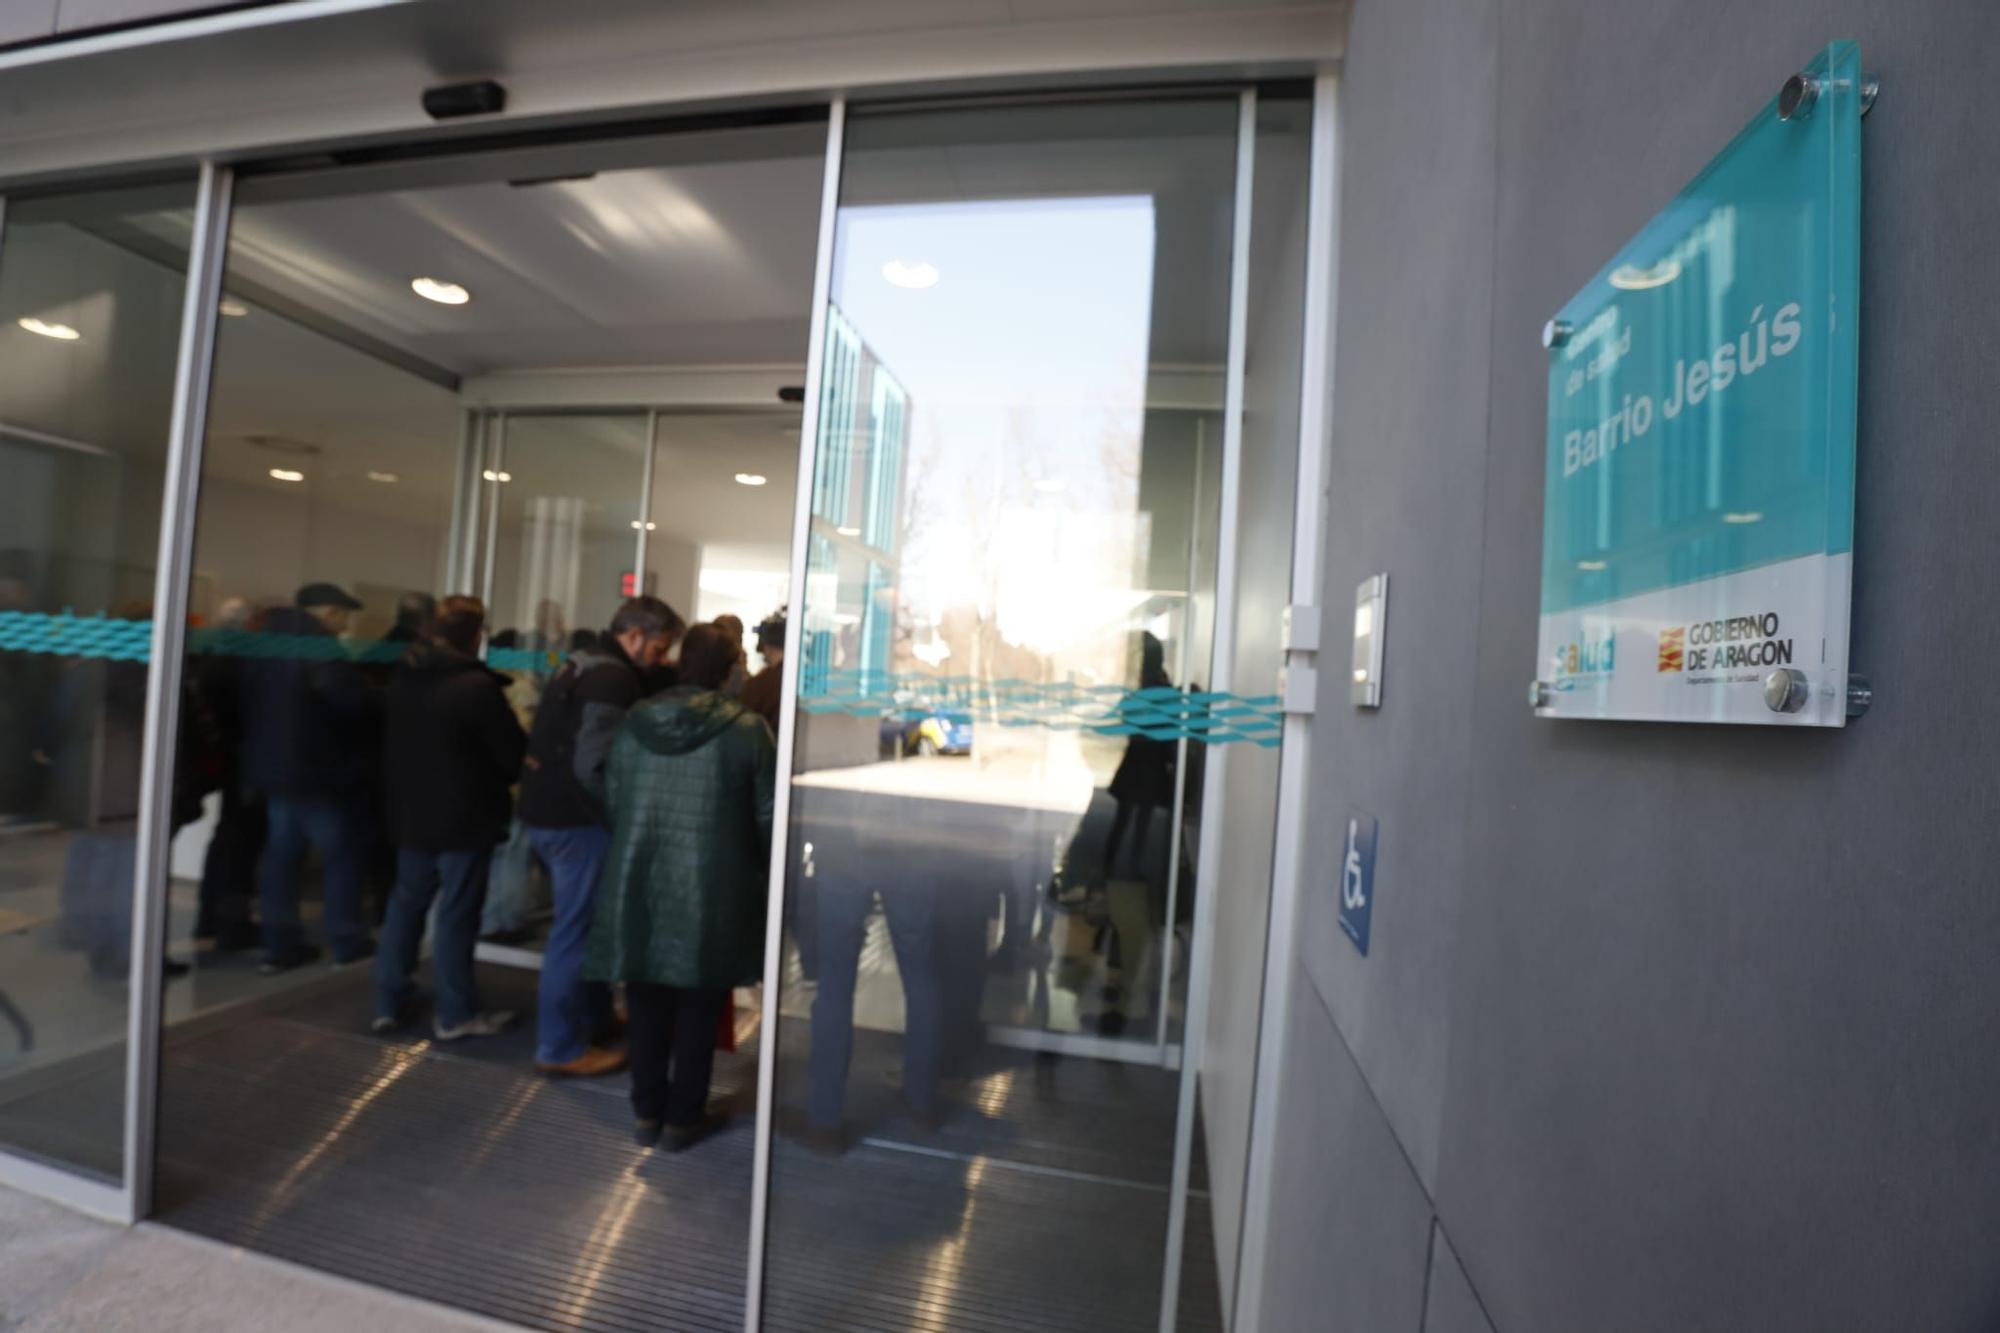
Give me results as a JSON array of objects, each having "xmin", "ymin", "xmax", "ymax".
[{"xmin": 585, "ymin": 686, "xmax": 775, "ymax": 989}]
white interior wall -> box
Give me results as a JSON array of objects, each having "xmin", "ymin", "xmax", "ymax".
[{"xmin": 190, "ymin": 474, "xmax": 448, "ymax": 627}]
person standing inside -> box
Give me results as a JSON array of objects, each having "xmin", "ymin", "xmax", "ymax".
[
  {"xmin": 373, "ymin": 596, "xmax": 525, "ymax": 1039},
  {"xmin": 242, "ymin": 582, "xmax": 377, "ymax": 972},
  {"xmin": 712, "ymin": 614, "xmax": 750, "ymax": 697},
  {"xmin": 588, "ymin": 623, "xmax": 773, "ymax": 1150},
  {"xmin": 737, "ymin": 609, "xmax": 785, "ymax": 734},
  {"xmin": 518, "ymin": 596, "xmax": 684, "ymax": 1078}
]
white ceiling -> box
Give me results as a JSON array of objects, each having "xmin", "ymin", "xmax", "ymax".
[
  {"xmin": 224, "ymin": 149, "xmax": 826, "ymax": 375},
  {"xmin": 1, "ymin": 102, "xmax": 1249, "ymax": 589}
]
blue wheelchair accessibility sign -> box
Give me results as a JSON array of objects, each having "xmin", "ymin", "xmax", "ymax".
[{"xmin": 1337, "ymin": 809, "xmax": 1378, "ymax": 956}]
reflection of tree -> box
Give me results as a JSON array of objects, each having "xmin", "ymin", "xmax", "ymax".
[{"xmin": 896, "ymin": 394, "xmax": 1150, "ymax": 702}]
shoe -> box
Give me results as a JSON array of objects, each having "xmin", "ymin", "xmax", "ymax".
[
  {"xmin": 434, "ymin": 1010, "xmax": 516, "ymax": 1041},
  {"xmin": 332, "ymin": 939, "xmax": 377, "ymax": 966},
  {"xmin": 479, "ymin": 926, "xmax": 537, "ymax": 946},
  {"xmin": 633, "ymin": 1119, "xmax": 664, "ymax": 1149},
  {"xmin": 662, "ymin": 1112, "xmax": 727, "ymax": 1153},
  {"xmin": 258, "ymin": 945, "xmax": 323, "ymax": 975},
  {"xmin": 369, "ymin": 1015, "xmax": 400, "ymax": 1035},
  {"xmin": 537, "ymin": 1047, "xmax": 627, "ymax": 1078}
]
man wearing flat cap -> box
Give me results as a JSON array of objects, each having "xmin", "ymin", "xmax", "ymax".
[{"xmin": 239, "ymin": 582, "xmax": 379, "ymax": 972}]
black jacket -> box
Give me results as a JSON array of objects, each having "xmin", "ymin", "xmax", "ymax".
[
  {"xmin": 517, "ymin": 636, "xmax": 645, "ymax": 829},
  {"xmin": 239, "ymin": 607, "xmax": 378, "ymax": 800},
  {"xmin": 383, "ymin": 641, "xmax": 526, "ymax": 852}
]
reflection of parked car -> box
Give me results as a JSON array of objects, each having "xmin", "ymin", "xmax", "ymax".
[{"xmin": 879, "ymin": 710, "xmax": 974, "ymax": 757}]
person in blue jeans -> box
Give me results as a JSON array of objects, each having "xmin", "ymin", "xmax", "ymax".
[
  {"xmin": 239, "ymin": 583, "xmax": 380, "ymax": 972},
  {"xmin": 372, "ymin": 596, "xmax": 525, "ymax": 1039},
  {"xmin": 518, "ymin": 596, "xmax": 684, "ymax": 1078}
]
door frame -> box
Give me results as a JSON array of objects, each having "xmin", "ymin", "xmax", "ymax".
[{"xmin": 0, "ymin": 67, "xmax": 1344, "ymax": 1333}]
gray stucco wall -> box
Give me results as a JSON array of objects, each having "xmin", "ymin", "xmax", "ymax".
[{"xmin": 1256, "ymin": 1, "xmax": 2000, "ymax": 1330}]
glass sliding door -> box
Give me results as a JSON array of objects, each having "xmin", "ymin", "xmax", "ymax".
[
  {"xmin": 146, "ymin": 115, "xmax": 829, "ymax": 1331},
  {"xmin": 480, "ymin": 411, "xmax": 653, "ymax": 658},
  {"xmin": 763, "ymin": 96, "xmax": 1258, "ymax": 1333},
  {"xmin": 1176, "ymin": 89, "xmax": 1312, "ymax": 1328},
  {"xmin": 0, "ymin": 181, "xmax": 196, "ymax": 1191}
]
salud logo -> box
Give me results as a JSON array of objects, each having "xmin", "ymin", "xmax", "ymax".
[
  {"xmin": 1657, "ymin": 626, "xmax": 1686, "ymax": 673},
  {"xmin": 1553, "ymin": 632, "xmax": 1615, "ymax": 678}
]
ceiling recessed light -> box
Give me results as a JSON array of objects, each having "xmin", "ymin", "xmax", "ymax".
[
  {"xmin": 836, "ymin": 526, "xmax": 861, "ymax": 537},
  {"xmin": 18, "ymin": 316, "xmax": 79, "ymax": 341},
  {"xmin": 1577, "ymin": 559, "xmax": 1607, "ymax": 571},
  {"xmin": 1722, "ymin": 511, "xmax": 1763, "ymax": 524},
  {"xmin": 629, "ymin": 520, "xmax": 658, "ymax": 531},
  {"xmin": 218, "ymin": 299, "xmax": 249, "ymax": 318},
  {"xmin": 367, "ymin": 470, "xmax": 399, "ymax": 483},
  {"xmin": 411, "ymin": 276, "xmax": 471, "ymax": 305},
  {"xmin": 269, "ymin": 468, "xmax": 304, "ymax": 482},
  {"xmin": 483, "ymin": 469, "xmax": 512, "ymax": 483},
  {"xmin": 734, "ymin": 473, "xmax": 768, "ymax": 487},
  {"xmin": 882, "ymin": 259, "xmax": 939, "ymax": 290}
]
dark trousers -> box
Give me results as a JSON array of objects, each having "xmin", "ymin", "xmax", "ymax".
[
  {"xmin": 374, "ymin": 846, "xmax": 491, "ymax": 1030},
  {"xmin": 809, "ymin": 877, "xmax": 942, "ymax": 1130},
  {"xmin": 197, "ymin": 786, "xmax": 264, "ymax": 941},
  {"xmin": 626, "ymin": 982, "xmax": 730, "ymax": 1127},
  {"xmin": 259, "ymin": 795, "xmax": 367, "ymax": 961}
]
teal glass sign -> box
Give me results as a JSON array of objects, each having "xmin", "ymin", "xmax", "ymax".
[{"xmin": 1536, "ymin": 41, "xmax": 1863, "ymax": 726}]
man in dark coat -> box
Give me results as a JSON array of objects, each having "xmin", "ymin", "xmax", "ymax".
[
  {"xmin": 373, "ymin": 596, "xmax": 525, "ymax": 1040},
  {"xmin": 518, "ymin": 595, "xmax": 684, "ymax": 1077},
  {"xmin": 737, "ymin": 609, "xmax": 785, "ymax": 734},
  {"xmin": 240, "ymin": 582, "xmax": 377, "ymax": 971}
]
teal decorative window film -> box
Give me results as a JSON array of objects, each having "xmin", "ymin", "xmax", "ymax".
[{"xmin": 798, "ymin": 667, "xmax": 1282, "ymax": 747}]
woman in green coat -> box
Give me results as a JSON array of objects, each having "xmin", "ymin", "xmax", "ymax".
[{"xmin": 587, "ymin": 623, "xmax": 774, "ymax": 1150}]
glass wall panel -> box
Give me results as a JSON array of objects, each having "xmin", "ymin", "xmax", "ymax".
[
  {"xmin": 485, "ymin": 411, "xmax": 651, "ymax": 655},
  {"xmin": 0, "ymin": 180, "xmax": 195, "ymax": 1183},
  {"xmin": 150, "ymin": 117, "xmax": 826, "ymax": 1332},
  {"xmin": 765, "ymin": 98, "xmax": 1243, "ymax": 1332},
  {"xmin": 1183, "ymin": 90, "xmax": 1311, "ymax": 1326}
]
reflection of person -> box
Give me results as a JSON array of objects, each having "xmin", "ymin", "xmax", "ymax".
[
  {"xmin": 738, "ymin": 610, "xmax": 785, "ymax": 733},
  {"xmin": 806, "ymin": 803, "xmax": 945, "ymax": 1149},
  {"xmin": 588, "ymin": 623, "xmax": 773, "ymax": 1150},
  {"xmin": 519, "ymin": 596, "xmax": 684, "ymax": 1078},
  {"xmin": 50, "ymin": 602, "xmax": 151, "ymax": 980},
  {"xmin": 373, "ymin": 597, "xmax": 525, "ymax": 1040},
  {"xmin": 0, "ymin": 559, "xmax": 48, "ymax": 824},
  {"xmin": 242, "ymin": 582, "xmax": 378, "ymax": 972},
  {"xmin": 194, "ymin": 597, "xmax": 264, "ymax": 951},
  {"xmin": 1097, "ymin": 631, "xmax": 1177, "ymax": 1036}
]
